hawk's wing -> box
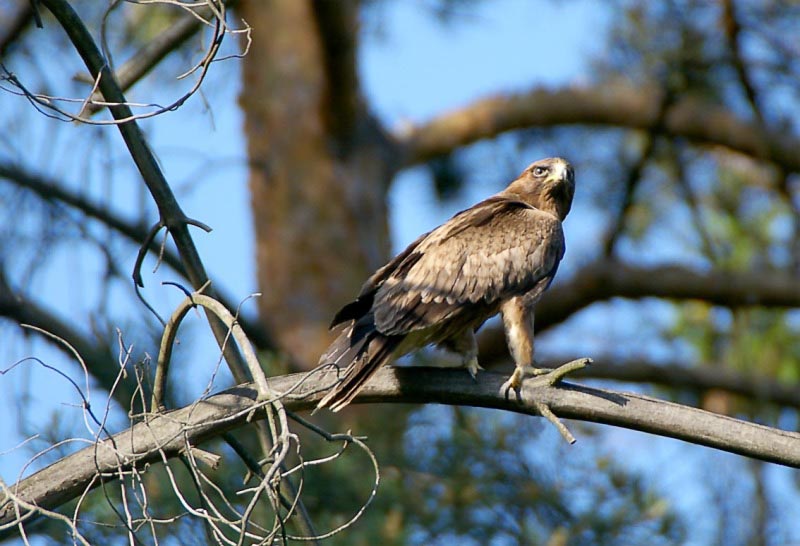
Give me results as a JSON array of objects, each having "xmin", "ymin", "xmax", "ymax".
[
  {"xmin": 317, "ymin": 195, "xmax": 565, "ymax": 412},
  {"xmin": 369, "ymin": 195, "xmax": 565, "ymax": 336}
]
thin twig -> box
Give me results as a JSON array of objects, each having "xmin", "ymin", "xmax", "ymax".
[{"xmin": 37, "ymin": 0, "xmax": 252, "ymax": 391}]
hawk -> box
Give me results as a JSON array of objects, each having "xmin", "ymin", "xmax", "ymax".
[{"xmin": 316, "ymin": 157, "xmax": 576, "ymax": 412}]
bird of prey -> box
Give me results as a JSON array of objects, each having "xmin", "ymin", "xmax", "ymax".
[{"xmin": 316, "ymin": 157, "xmax": 576, "ymax": 412}]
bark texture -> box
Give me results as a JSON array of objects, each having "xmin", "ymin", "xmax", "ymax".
[
  {"xmin": 238, "ymin": 0, "xmax": 391, "ymax": 365},
  {"xmin": 4, "ymin": 366, "xmax": 800, "ymax": 534}
]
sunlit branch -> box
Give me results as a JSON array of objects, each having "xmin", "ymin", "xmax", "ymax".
[
  {"xmin": 2, "ymin": 365, "xmax": 799, "ymax": 537},
  {"xmin": 396, "ymin": 84, "xmax": 800, "ymax": 173}
]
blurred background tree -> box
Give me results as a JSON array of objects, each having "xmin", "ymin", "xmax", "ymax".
[{"xmin": 1, "ymin": 0, "xmax": 800, "ymax": 544}]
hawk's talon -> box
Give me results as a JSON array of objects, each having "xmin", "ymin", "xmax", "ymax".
[
  {"xmin": 501, "ymin": 357, "xmax": 593, "ymax": 442},
  {"xmin": 500, "ymin": 363, "xmax": 552, "ymax": 397},
  {"xmin": 464, "ymin": 357, "xmax": 484, "ymax": 382}
]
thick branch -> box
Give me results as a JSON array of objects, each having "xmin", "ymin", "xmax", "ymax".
[
  {"xmin": 2, "ymin": 366, "xmax": 800, "ymax": 533},
  {"xmin": 396, "ymin": 84, "xmax": 800, "ymax": 171},
  {"xmin": 39, "ymin": 0, "xmax": 208, "ymax": 285},
  {"xmin": 484, "ymin": 355, "xmax": 800, "ymax": 410},
  {"xmin": 538, "ymin": 259, "xmax": 800, "ymax": 330}
]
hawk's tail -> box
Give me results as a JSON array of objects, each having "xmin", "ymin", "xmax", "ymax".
[{"xmin": 315, "ymin": 321, "xmax": 402, "ymax": 412}]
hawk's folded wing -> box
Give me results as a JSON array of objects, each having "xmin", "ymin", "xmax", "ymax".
[{"xmin": 368, "ymin": 196, "xmax": 565, "ymax": 336}]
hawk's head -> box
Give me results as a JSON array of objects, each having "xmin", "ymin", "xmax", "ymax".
[{"xmin": 507, "ymin": 157, "xmax": 575, "ymax": 220}]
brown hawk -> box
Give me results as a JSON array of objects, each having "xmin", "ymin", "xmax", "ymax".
[{"xmin": 316, "ymin": 157, "xmax": 576, "ymax": 412}]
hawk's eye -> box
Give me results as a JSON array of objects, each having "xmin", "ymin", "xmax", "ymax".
[{"xmin": 532, "ymin": 166, "xmax": 549, "ymax": 177}]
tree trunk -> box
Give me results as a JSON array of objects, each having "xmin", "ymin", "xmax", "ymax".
[{"xmin": 238, "ymin": 0, "xmax": 392, "ymax": 366}]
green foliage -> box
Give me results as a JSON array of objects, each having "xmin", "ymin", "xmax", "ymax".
[
  {"xmin": 278, "ymin": 404, "xmax": 684, "ymax": 545},
  {"xmin": 667, "ymin": 157, "xmax": 800, "ymax": 412},
  {"xmin": 399, "ymin": 407, "xmax": 683, "ymax": 546}
]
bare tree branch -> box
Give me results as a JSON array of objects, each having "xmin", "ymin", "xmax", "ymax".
[
  {"xmin": 2, "ymin": 365, "xmax": 799, "ymax": 536},
  {"xmin": 484, "ymin": 355, "xmax": 800, "ymax": 410},
  {"xmin": 721, "ymin": 0, "xmax": 767, "ymax": 129},
  {"xmin": 0, "ymin": 161, "xmax": 276, "ymax": 351},
  {"xmin": 80, "ymin": 0, "xmax": 241, "ymax": 116},
  {"xmin": 537, "ymin": 259, "xmax": 800, "ymax": 329},
  {"xmin": 602, "ymin": 133, "xmax": 657, "ymax": 256},
  {"xmin": 39, "ymin": 0, "xmax": 252, "ymax": 382},
  {"xmin": 0, "ymin": 162, "xmax": 187, "ymax": 275},
  {"xmin": 668, "ymin": 143, "xmax": 721, "ymax": 260},
  {"xmin": 396, "ymin": 84, "xmax": 800, "ymax": 172}
]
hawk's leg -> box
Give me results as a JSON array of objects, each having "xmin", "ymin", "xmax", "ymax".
[
  {"xmin": 500, "ymin": 297, "xmax": 592, "ymax": 443},
  {"xmin": 442, "ymin": 329, "xmax": 482, "ymax": 381},
  {"xmin": 500, "ymin": 296, "xmax": 541, "ymax": 395}
]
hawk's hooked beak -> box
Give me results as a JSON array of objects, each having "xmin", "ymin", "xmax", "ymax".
[{"xmin": 554, "ymin": 160, "xmax": 574, "ymax": 184}]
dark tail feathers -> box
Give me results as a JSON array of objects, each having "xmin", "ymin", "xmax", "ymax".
[{"xmin": 316, "ymin": 322, "xmax": 402, "ymax": 412}]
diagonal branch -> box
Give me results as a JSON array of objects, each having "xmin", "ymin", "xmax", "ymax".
[
  {"xmin": 39, "ymin": 0, "xmax": 252, "ymax": 383},
  {"xmin": 721, "ymin": 0, "xmax": 767, "ymax": 130},
  {"xmin": 0, "ymin": 161, "xmax": 276, "ymax": 351},
  {"xmin": 603, "ymin": 82, "xmax": 676, "ymax": 256},
  {"xmin": 80, "ymin": 0, "xmax": 240, "ymax": 116},
  {"xmin": 395, "ymin": 84, "xmax": 800, "ymax": 173},
  {"xmin": 668, "ymin": 143, "xmax": 720, "ymax": 261},
  {"xmin": 0, "ymin": 270, "xmax": 137, "ymax": 404},
  {"xmin": 2, "ymin": 366, "xmax": 800, "ymax": 535},
  {"xmin": 0, "ymin": 162, "xmax": 187, "ymax": 275},
  {"xmin": 602, "ymin": 133, "xmax": 657, "ymax": 256}
]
